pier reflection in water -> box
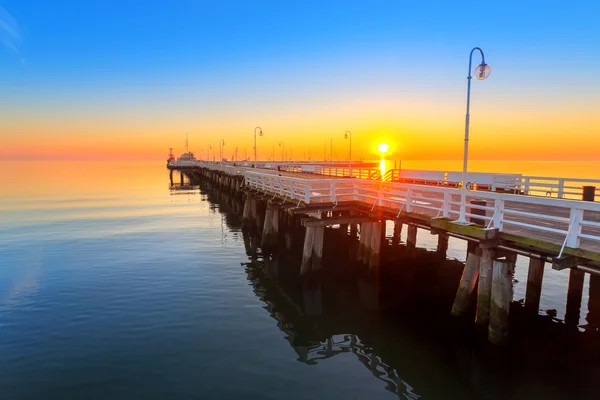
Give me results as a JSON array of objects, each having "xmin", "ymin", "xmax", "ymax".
[{"xmin": 198, "ymin": 178, "xmax": 600, "ymax": 400}]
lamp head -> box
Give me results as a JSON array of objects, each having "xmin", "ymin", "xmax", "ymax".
[
  {"xmin": 259, "ymin": 130, "xmax": 263, "ymax": 136},
  {"xmin": 344, "ymin": 133, "xmax": 348, "ymax": 139},
  {"xmin": 474, "ymin": 63, "xmax": 491, "ymax": 80}
]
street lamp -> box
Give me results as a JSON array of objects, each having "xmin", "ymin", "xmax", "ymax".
[
  {"xmin": 219, "ymin": 139, "xmax": 225, "ymax": 162},
  {"xmin": 254, "ymin": 126, "xmax": 263, "ymax": 162},
  {"xmin": 208, "ymin": 145, "xmax": 212, "ymax": 162},
  {"xmin": 278, "ymin": 141, "xmax": 284, "ymax": 161},
  {"xmin": 456, "ymin": 47, "xmax": 491, "ymax": 224}
]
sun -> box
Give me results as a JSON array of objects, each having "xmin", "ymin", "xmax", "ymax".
[{"xmin": 377, "ymin": 142, "xmax": 389, "ymax": 154}]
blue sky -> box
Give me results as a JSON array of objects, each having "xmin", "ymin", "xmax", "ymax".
[{"xmin": 0, "ymin": 0, "xmax": 599, "ymax": 160}]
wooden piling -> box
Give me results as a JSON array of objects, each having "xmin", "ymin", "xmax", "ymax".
[
  {"xmin": 169, "ymin": 169, "xmax": 174, "ymax": 186},
  {"xmin": 242, "ymin": 194, "xmax": 252, "ymax": 228},
  {"xmin": 369, "ymin": 222, "xmax": 382, "ymax": 270},
  {"xmin": 311, "ymin": 226, "xmax": 325, "ymax": 271},
  {"xmin": 362, "ymin": 223, "xmax": 374, "ymax": 265},
  {"xmin": 392, "ymin": 221, "xmax": 402, "ymax": 246},
  {"xmin": 489, "ymin": 259, "xmax": 514, "ymax": 345},
  {"xmin": 451, "ymin": 249, "xmax": 481, "ymax": 317},
  {"xmin": 565, "ymin": 268, "xmax": 585, "ymax": 327},
  {"xmin": 357, "ymin": 223, "xmax": 370, "ymax": 262},
  {"xmin": 407, "ymin": 225, "xmax": 417, "ymax": 248},
  {"xmin": 261, "ymin": 203, "xmax": 275, "ymax": 248},
  {"xmin": 300, "ymin": 227, "xmax": 315, "ymax": 275},
  {"xmin": 524, "ymin": 257, "xmax": 545, "ymax": 312},
  {"xmin": 475, "ymin": 247, "xmax": 494, "ymax": 326},
  {"xmin": 350, "ymin": 223, "xmax": 358, "ymax": 238},
  {"xmin": 436, "ymin": 233, "xmax": 449, "ymax": 257},
  {"xmin": 180, "ymin": 172, "xmax": 184, "ymax": 186}
]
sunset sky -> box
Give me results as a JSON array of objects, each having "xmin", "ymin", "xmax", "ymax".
[{"xmin": 0, "ymin": 0, "xmax": 598, "ymax": 161}]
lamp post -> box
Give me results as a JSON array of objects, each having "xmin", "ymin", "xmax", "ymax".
[
  {"xmin": 208, "ymin": 145, "xmax": 212, "ymax": 162},
  {"xmin": 254, "ymin": 126, "xmax": 263, "ymax": 162},
  {"xmin": 456, "ymin": 47, "xmax": 491, "ymax": 224},
  {"xmin": 278, "ymin": 141, "xmax": 284, "ymax": 162},
  {"xmin": 219, "ymin": 139, "xmax": 225, "ymax": 162},
  {"xmin": 344, "ymin": 130, "xmax": 352, "ymax": 176}
]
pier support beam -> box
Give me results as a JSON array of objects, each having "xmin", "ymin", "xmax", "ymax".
[
  {"xmin": 350, "ymin": 223, "xmax": 358, "ymax": 239},
  {"xmin": 180, "ymin": 172, "xmax": 184, "ymax": 186},
  {"xmin": 169, "ymin": 169, "xmax": 174, "ymax": 186},
  {"xmin": 407, "ymin": 225, "xmax": 417, "ymax": 249},
  {"xmin": 242, "ymin": 194, "xmax": 253, "ymax": 229},
  {"xmin": 475, "ymin": 247, "xmax": 494, "ymax": 326},
  {"xmin": 436, "ymin": 233, "xmax": 449, "ymax": 258},
  {"xmin": 301, "ymin": 227, "xmax": 316, "ymax": 275},
  {"xmin": 261, "ymin": 202, "xmax": 279, "ymax": 250},
  {"xmin": 392, "ymin": 221, "xmax": 402, "ymax": 246},
  {"xmin": 357, "ymin": 223, "xmax": 371, "ymax": 263},
  {"xmin": 489, "ymin": 259, "xmax": 514, "ymax": 345},
  {"xmin": 311, "ymin": 226, "xmax": 325, "ymax": 271},
  {"xmin": 565, "ymin": 269, "xmax": 585, "ymax": 327},
  {"xmin": 452, "ymin": 248, "xmax": 481, "ymax": 317},
  {"xmin": 524, "ymin": 258, "xmax": 545, "ymax": 313},
  {"xmin": 369, "ymin": 222, "xmax": 382, "ymax": 270}
]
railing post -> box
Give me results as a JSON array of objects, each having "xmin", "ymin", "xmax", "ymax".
[
  {"xmin": 304, "ymin": 182, "xmax": 311, "ymax": 204},
  {"xmin": 406, "ymin": 188, "xmax": 413, "ymax": 213},
  {"xmin": 566, "ymin": 208, "xmax": 583, "ymax": 248},
  {"xmin": 280, "ymin": 176, "xmax": 284, "ymax": 196},
  {"xmin": 331, "ymin": 182, "xmax": 336, "ymax": 203},
  {"xmin": 353, "ymin": 182, "xmax": 358, "ymax": 201},
  {"xmin": 558, "ymin": 180, "xmax": 565, "ymax": 199},
  {"xmin": 443, "ymin": 191, "xmax": 450, "ymax": 218},
  {"xmin": 492, "ymin": 198, "xmax": 504, "ymax": 231}
]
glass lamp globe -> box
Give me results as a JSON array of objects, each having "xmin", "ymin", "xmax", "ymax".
[{"xmin": 474, "ymin": 63, "xmax": 491, "ymax": 80}]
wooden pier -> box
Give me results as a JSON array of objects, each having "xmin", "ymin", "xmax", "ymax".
[{"xmin": 169, "ymin": 160, "xmax": 600, "ymax": 344}]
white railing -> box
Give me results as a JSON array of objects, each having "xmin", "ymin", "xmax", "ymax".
[
  {"xmin": 238, "ymin": 169, "xmax": 600, "ymax": 254},
  {"xmin": 518, "ymin": 176, "xmax": 600, "ymax": 200}
]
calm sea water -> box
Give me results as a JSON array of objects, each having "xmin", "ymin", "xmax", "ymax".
[{"xmin": 1, "ymin": 161, "xmax": 599, "ymax": 399}]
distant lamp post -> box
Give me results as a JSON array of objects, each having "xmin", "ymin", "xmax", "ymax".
[
  {"xmin": 208, "ymin": 145, "xmax": 212, "ymax": 162},
  {"xmin": 344, "ymin": 130, "xmax": 352, "ymax": 175},
  {"xmin": 278, "ymin": 141, "xmax": 285, "ymax": 161},
  {"xmin": 254, "ymin": 126, "xmax": 263, "ymax": 162},
  {"xmin": 219, "ymin": 139, "xmax": 225, "ymax": 162},
  {"xmin": 456, "ymin": 47, "xmax": 491, "ymax": 224}
]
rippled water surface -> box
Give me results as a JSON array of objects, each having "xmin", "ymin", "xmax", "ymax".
[{"xmin": 1, "ymin": 161, "xmax": 599, "ymax": 399}]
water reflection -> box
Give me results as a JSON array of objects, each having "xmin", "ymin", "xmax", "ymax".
[{"xmin": 197, "ymin": 178, "xmax": 600, "ymax": 400}]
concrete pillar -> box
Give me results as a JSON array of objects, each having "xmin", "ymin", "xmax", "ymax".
[
  {"xmin": 489, "ymin": 259, "xmax": 514, "ymax": 345},
  {"xmin": 300, "ymin": 227, "xmax": 315, "ymax": 275},
  {"xmin": 524, "ymin": 258, "xmax": 545, "ymax": 313},
  {"xmin": 451, "ymin": 249, "xmax": 481, "ymax": 317},
  {"xmin": 311, "ymin": 226, "xmax": 325, "ymax": 271},
  {"xmin": 392, "ymin": 221, "xmax": 402, "ymax": 246},
  {"xmin": 407, "ymin": 225, "xmax": 417, "ymax": 248},
  {"xmin": 368, "ymin": 222, "xmax": 382, "ymax": 269},
  {"xmin": 565, "ymin": 269, "xmax": 585, "ymax": 327},
  {"xmin": 475, "ymin": 247, "xmax": 494, "ymax": 326}
]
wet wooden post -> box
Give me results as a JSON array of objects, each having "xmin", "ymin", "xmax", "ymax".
[
  {"xmin": 565, "ymin": 268, "xmax": 585, "ymax": 327},
  {"xmin": 524, "ymin": 257, "xmax": 545, "ymax": 312},
  {"xmin": 242, "ymin": 193, "xmax": 253, "ymax": 228},
  {"xmin": 369, "ymin": 221, "xmax": 382, "ymax": 270},
  {"xmin": 311, "ymin": 226, "xmax": 325, "ymax": 271},
  {"xmin": 451, "ymin": 244, "xmax": 481, "ymax": 317},
  {"xmin": 300, "ymin": 227, "xmax": 315, "ymax": 274},
  {"xmin": 475, "ymin": 247, "xmax": 494, "ymax": 326},
  {"xmin": 489, "ymin": 259, "xmax": 514, "ymax": 345},
  {"xmin": 392, "ymin": 220, "xmax": 402, "ymax": 246},
  {"xmin": 357, "ymin": 222, "xmax": 371, "ymax": 263},
  {"xmin": 436, "ymin": 233, "xmax": 449, "ymax": 258},
  {"xmin": 261, "ymin": 202, "xmax": 279, "ymax": 249},
  {"xmin": 180, "ymin": 172, "xmax": 184, "ymax": 186},
  {"xmin": 350, "ymin": 222, "xmax": 358, "ymax": 238},
  {"xmin": 407, "ymin": 225, "xmax": 417, "ymax": 249},
  {"xmin": 362, "ymin": 223, "xmax": 374, "ymax": 265},
  {"xmin": 587, "ymin": 274, "xmax": 600, "ymax": 331},
  {"xmin": 169, "ymin": 169, "xmax": 174, "ymax": 186}
]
